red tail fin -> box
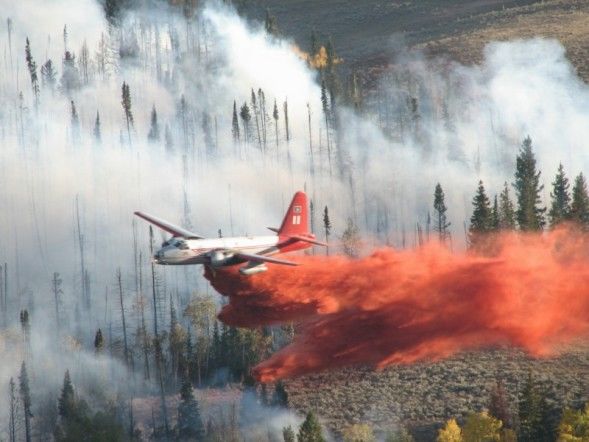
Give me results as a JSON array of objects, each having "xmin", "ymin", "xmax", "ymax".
[{"xmin": 278, "ymin": 191, "xmax": 308, "ymax": 237}]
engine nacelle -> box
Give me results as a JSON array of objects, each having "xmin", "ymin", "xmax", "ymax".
[
  {"xmin": 239, "ymin": 263, "xmax": 268, "ymax": 276},
  {"xmin": 210, "ymin": 250, "xmax": 232, "ymax": 267}
]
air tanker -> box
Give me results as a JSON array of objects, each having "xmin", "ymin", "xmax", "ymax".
[{"xmin": 135, "ymin": 191, "xmax": 326, "ymax": 275}]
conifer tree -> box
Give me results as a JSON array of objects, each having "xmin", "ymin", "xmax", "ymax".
[
  {"xmin": 433, "ymin": 183, "xmax": 451, "ymax": 243},
  {"xmin": 570, "ymin": 173, "xmax": 589, "ymax": 227},
  {"xmin": 468, "ymin": 180, "xmax": 492, "ymax": 249},
  {"xmin": 297, "ymin": 411, "xmax": 325, "ymax": 442},
  {"xmin": 498, "ymin": 183, "xmax": 516, "ymax": 230},
  {"xmin": 60, "ymin": 51, "xmax": 79, "ymax": 94},
  {"xmin": 25, "ymin": 38, "xmax": 39, "ymax": 107},
  {"xmin": 251, "ymin": 89, "xmax": 263, "ymax": 151},
  {"xmin": 518, "ymin": 371, "xmax": 551, "ymax": 442},
  {"xmin": 283, "ymin": 425, "xmax": 296, "ymax": 442},
  {"xmin": 58, "ymin": 370, "xmax": 75, "ymax": 421},
  {"xmin": 70, "ymin": 100, "xmax": 79, "ymax": 136},
  {"xmin": 273, "ymin": 99, "xmax": 279, "ymax": 149},
  {"xmin": 94, "ymin": 329, "xmax": 104, "ymax": 354},
  {"xmin": 240, "ymin": 103, "xmax": 251, "ymax": 143},
  {"xmin": 176, "ymin": 375, "xmax": 204, "ymax": 440},
  {"xmin": 147, "ymin": 105, "xmax": 160, "ymax": 142},
  {"xmin": 20, "ymin": 310, "xmax": 31, "ymax": 354},
  {"xmin": 19, "ymin": 362, "xmax": 32, "ymax": 442},
  {"xmin": 264, "ymin": 9, "xmax": 279, "ymax": 36},
  {"xmin": 232, "ymin": 101, "xmax": 240, "ymax": 144},
  {"xmin": 9, "ymin": 377, "xmax": 17, "ymax": 442},
  {"xmin": 548, "ymin": 163, "xmax": 571, "ymax": 227},
  {"xmin": 93, "ymin": 111, "xmax": 101, "ymax": 143},
  {"xmin": 121, "ymin": 82, "xmax": 134, "ymax": 144},
  {"xmin": 272, "ymin": 381, "xmax": 288, "ymax": 408},
  {"xmin": 41, "ymin": 59, "xmax": 57, "ymax": 92},
  {"xmin": 104, "ymin": 0, "xmax": 122, "ymax": 25},
  {"xmin": 323, "ymin": 206, "xmax": 331, "ymax": 256},
  {"xmin": 514, "ymin": 136, "xmax": 545, "ymax": 230}
]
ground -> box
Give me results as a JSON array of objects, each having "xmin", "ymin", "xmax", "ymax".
[
  {"xmin": 285, "ymin": 346, "xmax": 589, "ymax": 440},
  {"xmin": 242, "ymin": 0, "xmax": 589, "ymax": 81}
]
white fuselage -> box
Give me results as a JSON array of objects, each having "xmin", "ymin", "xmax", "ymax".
[{"xmin": 154, "ymin": 235, "xmax": 280, "ymax": 266}]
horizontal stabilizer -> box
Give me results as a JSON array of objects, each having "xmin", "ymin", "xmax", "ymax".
[
  {"xmin": 134, "ymin": 211, "xmax": 202, "ymax": 239},
  {"xmin": 267, "ymin": 227, "xmax": 279, "ymax": 233},
  {"xmin": 288, "ymin": 235, "xmax": 328, "ymax": 247},
  {"xmin": 234, "ymin": 251, "xmax": 298, "ymax": 267}
]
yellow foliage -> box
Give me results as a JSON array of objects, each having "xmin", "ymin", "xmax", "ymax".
[
  {"xmin": 342, "ymin": 423, "xmax": 376, "ymax": 442},
  {"xmin": 292, "ymin": 45, "xmax": 342, "ymax": 70},
  {"xmin": 557, "ymin": 405, "xmax": 589, "ymax": 441},
  {"xmin": 462, "ymin": 411, "xmax": 502, "ymax": 442},
  {"xmin": 438, "ymin": 418, "xmax": 463, "ymax": 442}
]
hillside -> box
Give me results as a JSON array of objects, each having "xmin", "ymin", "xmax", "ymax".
[
  {"xmin": 242, "ymin": 0, "xmax": 589, "ymax": 81},
  {"xmin": 285, "ymin": 346, "xmax": 589, "ymax": 440}
]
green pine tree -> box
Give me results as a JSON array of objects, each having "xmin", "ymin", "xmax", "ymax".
[
  {"xmin": 468, "ymin": 180, "xmax": 492, "ymax": 249},
  {"xmin": 297, "ymin": 411, "xmax": 325, "ymax": 442},
  {"xmin": 148, "ymin": 105, "xmax": 160, "ymax": 142},
  {"xmin": 518, "ymin": 371, "xmax": 552, "ymax": 442},
  {"xmin": 513, "ymin": 136, "xmax": 546, "ymax": 230},
  {"xmin": 272, "ymin": 381, "xmax": 288, "ymax": 408},
  {"xmin": 240, "ymin": 103, "xmax": 251, "ymax": 143},
  {"xmin": 177, "ymin": 376, "xmax": 205, "ymax": 440},
  {"xmin": 433, "ymin": 183, "xmax": 451, "ymax": 243},
  {"xmin": 570, "ymin": 173, "xmax": 589, "ymax": 227},
  {"xmin": 283, "ymin": 425, "xmax": 296, "ymax": 442},
  {"xmin": 93, "ymin": 111, "xmax": 101, "ymax": 143},
  {"xmin": 498, "ymin": 182, "xmax": 516, "ymax": 230},
  {"xmin": 323, "ymin": 206, "xmax": 331, "ymax": 256},
  {"xmin": 19, "ymin": 362, "xmax": 32, "ymax": 442},
  {"xmin": 25, "ymin": 37, "xmax": 39, "ymax": 106},
  {"xmin": 94, "ymin": 329, "xmax": 104, "ymax": 354},
  {"xmin": 58, "ymin": 370, "xmax": 76, "ymax": 421},
  {"xmin": 548, "ymin": 163, "xmax": 571, "ymax": 227},
  {"xmin": 121, "ymin": 81, "xmax": 133, "ymax": 143},
  {"xmin": 232, "ymin": 100, "xmax": 240, "ymax": 143}
]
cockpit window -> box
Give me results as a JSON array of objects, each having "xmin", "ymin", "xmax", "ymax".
[{"xmin": 175, "ymin": 240, "xmax": 189, "ymax": 250}]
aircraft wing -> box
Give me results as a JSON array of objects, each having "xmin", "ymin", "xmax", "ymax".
[
  {"xmin": 134, "ymin": 211, "xmax": 203, "ymax": 239},
  {"xmin": 233, "ymin": 251, "xmax": 299, "ymax": 266}
]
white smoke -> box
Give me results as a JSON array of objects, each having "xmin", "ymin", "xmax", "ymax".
[{"xmin": 0, "ymin": 0, "xmax": 588, "ymax": 436}]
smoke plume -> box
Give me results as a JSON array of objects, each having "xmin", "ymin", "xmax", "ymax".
[{"xmin": 206, "ymin": 227, "xmax": 589, "ymax": 382}]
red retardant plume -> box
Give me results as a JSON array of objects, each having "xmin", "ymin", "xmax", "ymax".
[{"xmin": 204, "ymin": 226, "xmax": 589, "ymax": 382}]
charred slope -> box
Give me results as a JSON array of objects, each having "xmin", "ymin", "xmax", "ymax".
[{"xmin": 285, "ymin": 347, "xmax": 589, "ymax": 440}]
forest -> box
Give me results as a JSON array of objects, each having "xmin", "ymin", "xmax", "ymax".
[{"xmin": 1, "ymin": 0, "xmax": 589, "ymax": 441}]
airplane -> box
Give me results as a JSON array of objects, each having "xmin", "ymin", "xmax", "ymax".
[{"xmin": 134, "ymin": 191, "xmax": 326, "ymax": 275}]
